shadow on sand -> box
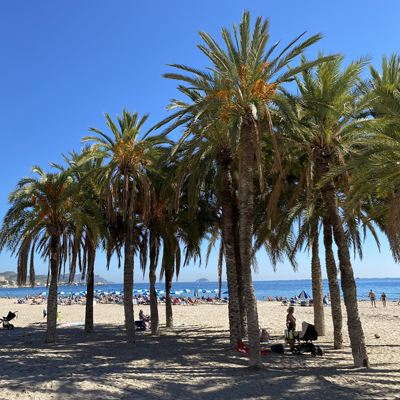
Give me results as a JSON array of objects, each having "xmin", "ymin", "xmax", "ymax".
[{"xmin": 0, "ymin": 323, "xmax": 398, "ymax": 399}]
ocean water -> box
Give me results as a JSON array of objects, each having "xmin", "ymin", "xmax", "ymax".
[{"xmin": 1, "ymin": 278, "xmax": 399, "ymax": 301}]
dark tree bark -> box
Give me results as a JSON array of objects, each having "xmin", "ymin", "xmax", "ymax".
[
  {"xmin": 232, "ymin": 194, "xmax": 247, "ymax": 337},
  {"xmin": 124, "ymin": 214, "xmax": 135, "ymax": 346},
  {"xmin": 316, "ymin": 148, "xmax": 368, "ymax": 367},
  {"xmin": 217, "ymin": 145, "xmax": 242, "ymax": 349},
  {"xmin": 85, "ymin": 241, "xmax": 95, "ymax": 334},
  {"xmin": 149, "ymin": 228, "xmax": 160, "ymax": 336},
  {"xmin": 323, "ymin": 217, "xmax": 343, "ymax": 349},
  {"xmin": 311, "ymin": 223, "xmax": 325, "ymax": 336},
  {"xmin": 239, "ymin": 113, "xmax": 261, "ymax": 368},
  {"xmin": 165, "ymin": 263, "xmax": 173, "ymax": 328},
  {"xmin": 46, "ymin": 234, "xmax": 60, "ymax": 343}
]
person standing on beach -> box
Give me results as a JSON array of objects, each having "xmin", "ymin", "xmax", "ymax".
[
  {"xmin": 381, "ymin": 292, "xmax": 387, "ymax": 307},
  {"xmin": 369, "ymin": 290, "xmax": 376, "ymax": 308}
]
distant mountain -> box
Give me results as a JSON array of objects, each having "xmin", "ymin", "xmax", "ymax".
[{"xmin": 195, "ymin": 278, "xmax": 209, "ymax": 282}]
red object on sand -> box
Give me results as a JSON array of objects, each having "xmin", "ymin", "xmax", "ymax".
[{"xmin": 237, "ymin": 342, "xmax": 268, "ymax": 355}]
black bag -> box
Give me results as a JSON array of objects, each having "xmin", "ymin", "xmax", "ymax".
[{"xmin": 271, "ymin": 344, "xmax": 284, "ymax": 353}]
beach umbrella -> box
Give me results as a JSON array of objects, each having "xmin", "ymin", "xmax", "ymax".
[
  {"xmin": 197, "ymin": 289, "xmax": 211, "ymax": 293},
  {"xmin": 298, "ymin": 290, "xmax": 311, "ymax": 299},
  {"xmin": 170, "ymin": 290, "xmax": 181, "ymax": 295},
  {"xmin": 222, "ymin": 290, "xmax": 229, "ymax": 294},
  {"xmin": 181, "ymin": 289, "xmax": 190, "ymax": 293},
  {"xmin": 158, "ymin": 290, "xmax": 166, "ymax": 295},
  {"xmin": 211, "ymin": 289, "xmax": 219, "ymax": 293}
]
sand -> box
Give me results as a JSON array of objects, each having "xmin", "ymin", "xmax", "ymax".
[{"xmin": 0, "ymin": 299, "xmax": 399, "ymax": 399}]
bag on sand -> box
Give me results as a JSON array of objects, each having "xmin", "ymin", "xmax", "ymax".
[{"xmin": 271, "ymin": 344, "xmax": 284, "ymax": 353}]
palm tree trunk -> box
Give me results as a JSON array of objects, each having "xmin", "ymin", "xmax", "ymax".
[
  {"xmin": 239, "ymin": 113, "xmax": 261, "ymax": 368},
  {"xmin": 124, "ymin": 214, "xmax": 135, "ymax": 346},
  {"xmin": 317, "ymin": 151, "xmax": 368, "ymax": 367},
  {"xmin": 165, "ymin": 261, "xmax": 173, "ymax": 328},
  {"xmin": 311, "ymin": 222, "xmax": 325, "ymax": 336},
  {"xmin": 323, "ymin": 217, "xmax": 343, "ymax": 349},
  {"xmin": 85, "ymin": 242, "xmax": 95, "ymax": 334},
  {"xmin": 217, "ymin": 145, "xmax": 242, "ymax": 349},
  {"xmin": 46, "ymin": 235, "xmax": 59, "ymax": 343},
  {"xmin": 149, "ymin": 228, "xmax": 160, "ymax": 336},
  {"xmin": 233, "ymin": 194, "xmax": 247, "ymax": 337}
]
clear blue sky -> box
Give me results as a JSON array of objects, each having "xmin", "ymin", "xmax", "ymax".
[{"xmin": 0, "ymin": 0, "xmax": 398, "ymax": 283}]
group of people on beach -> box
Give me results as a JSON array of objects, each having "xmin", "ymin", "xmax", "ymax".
[{"xmin": 368, "ymin": 289, "xmax": 387, "ymax": 307}]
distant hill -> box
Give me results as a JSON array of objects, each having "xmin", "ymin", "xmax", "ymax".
[
  {"xmin": 195, "ymin": 278, "xmax": 209, "ymax": 282},
  {"xmin": 0, "ymin": 270, "xmax": 113, "ymax": 286},
  {"xmin": 1, "ymin": 271, "xmax": 17, "ymax": 280}
]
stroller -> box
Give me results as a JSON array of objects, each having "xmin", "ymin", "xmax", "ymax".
[
  {"xmin": 1, "ymin": 311, "xmax": 17, "ymax": 330},
  {"xmin": 290, "ymin": 321, "xmax": 323, "ymax": 357}
]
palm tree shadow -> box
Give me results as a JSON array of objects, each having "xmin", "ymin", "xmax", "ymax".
[{"xmin": 1, "ymin": 323, "xmax": 399, "ymax": 399}]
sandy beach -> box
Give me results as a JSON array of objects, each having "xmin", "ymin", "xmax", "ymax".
[{"xmin": 0, "ymin": 299, "xmax": 399, "ymax": 399}]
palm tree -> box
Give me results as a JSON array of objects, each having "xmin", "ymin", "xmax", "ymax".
[
  {"xmin": 51, "ymin": 149, "xmax": 104, "ymax": 333},
  {"xmin": 153, "ymin": 85, "xmax": 246, "ymax": 348},
  {"xmin": 82, "ymin": 109, "xmax": 169, "ymax": 345},
  {"xmin": 158, "ymin": 11, "xmax": 332, "ymax": 367},
  {"xmin": 345, "ymin": 55, "xmax": 400, "ymax": 264},
  {"xmin": 0, "ymin": 167, "xmax": 89, "ymax": 343},
  {"xmin": 283, "ymin": 54, "xmax": 372, "ymax": 366}
]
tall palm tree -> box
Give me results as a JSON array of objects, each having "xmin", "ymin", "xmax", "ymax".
[
  {"xmin": 51, "ymin": 149, "xmax": 104, "ymax": 333},
  {"xmin": 346, "ymin": 55, "xmax": 400, "ymax": 263},
  {"xmin": 82, "ymin": 109, "xmax": 169, "ymax": 345},
  {"xmin": 283, "ymin": 54, "xmax": 372, "ymax": 366},
  {"xmin": 160, "ymin": 87, "xmax": 245, "ymax": 348},
  {"xmin": 157, "ymin": 11, "xmax": 332, "ymax": 367},
  {"xmin": 0, "ymin": 167, "xmax": 91, "ymax": 343}
]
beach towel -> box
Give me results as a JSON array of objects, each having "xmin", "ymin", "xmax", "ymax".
[
  {"xmin": 57, "ymin": 323, "xmax": 85, "ymax": 327},
  {"xmin": 237, "ymin": 342, "xmax": 269, "ymax": 355}
]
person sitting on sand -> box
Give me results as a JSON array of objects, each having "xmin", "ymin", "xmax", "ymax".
[
  {"xmin": 369, "ymin": 289, "xmax": 376, "ymax": 308},
  {"xmin": 139, "ymin": 309, "xmax": 150, "ymax": 321},
  {"xmin": 381, "ymin": 292, "xmax": 387, "ymax": 307}
]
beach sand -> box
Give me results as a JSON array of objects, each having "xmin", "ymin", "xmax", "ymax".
[{"xmin": 0, "ymin": 299, "xmax": 399, "ymax": 399}]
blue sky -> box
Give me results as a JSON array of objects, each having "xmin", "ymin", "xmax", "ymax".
[{"xmin": 0, "ymin": 0, "xmax": 398, "ymax": 283}]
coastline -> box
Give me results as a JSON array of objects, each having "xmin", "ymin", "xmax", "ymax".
[{"xmin": 0, "ymin": 299, "xmax": 399, "ymax": 399}]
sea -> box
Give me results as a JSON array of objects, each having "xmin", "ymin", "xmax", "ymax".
[{"xmin": 1, "ymin": 278, "xmax": 399, "ymax": 301}]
